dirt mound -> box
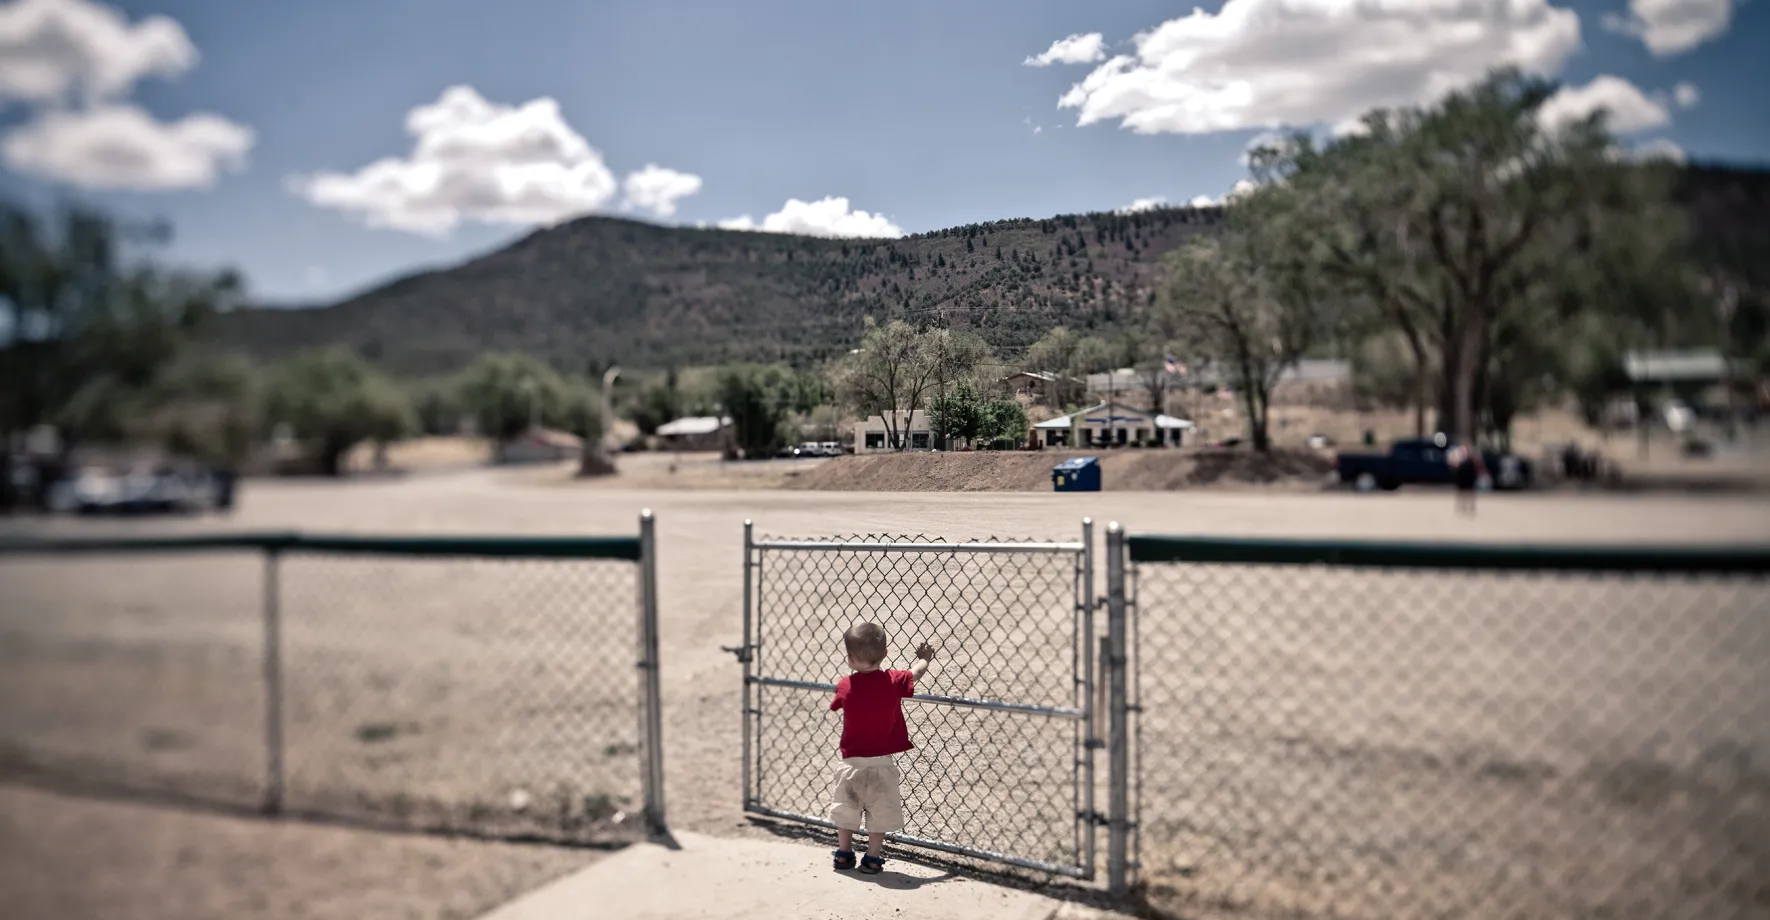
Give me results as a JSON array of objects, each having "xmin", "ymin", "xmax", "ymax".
[{"xmin": 788, "ymin": 448, "xmax": 1333, "ymax": 492}]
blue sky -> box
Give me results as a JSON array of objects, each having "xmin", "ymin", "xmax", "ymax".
[{"xmin": 1, "ymin": 0, "xmax": 1765, "ymax": 305}]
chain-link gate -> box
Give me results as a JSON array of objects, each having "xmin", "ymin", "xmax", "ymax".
[
  {"xmin": 1119, "ymin": 534, "xmax": 1770, "ymax": 919},
  {"xmin": 734, "ymin": 520, "xmax": 1100, "ymax": 878}
]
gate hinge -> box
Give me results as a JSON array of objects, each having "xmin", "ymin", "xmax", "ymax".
[
  {"xmin": 1081, "ymin": 811, "xmax": 1110, "ymax": 827},
  {"xmin": 721, "ymin": 644, "xmax": 754, "ymax": 664},
  {"xmin": 1083, "ymin": 738, "xmax": 1105, "ymax": 750}
]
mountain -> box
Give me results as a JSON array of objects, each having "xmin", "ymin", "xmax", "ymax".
[
  {"xmin": 214, "ymin": 164, "xmax": 1770, "ymax": 378},
  {"xmin": 214, "ymin": 207, "xmax": 1228, "ymax": 376}
]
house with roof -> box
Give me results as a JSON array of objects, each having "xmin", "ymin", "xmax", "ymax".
[
  {"xmin": 655, "ymin": 416, "xmax": 733, "ymax": 452},
  {"xmin": 855, "ymin": 409, "xmax": 933, "ymax": 453},
  {"xmin": 1033, "ymin": 401, "xmax": 1194, "ymax": 448}
]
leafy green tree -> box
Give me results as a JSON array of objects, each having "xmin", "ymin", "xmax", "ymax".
[
  {"xmin": 834, "ymin": 319, "xmax": 940, "ymax": 450},
  {"xmin": 982, "ymin": 398, "xmax": 1029, "ymax": 446},
  {"xmin": 263, "ymin": 347, "xmax": 414, "ymax": 476},
  {"xmin": 412, "ymin": 379, "xmax": 465, "ymax": 436},
  {"xmin": 1, "ymin": 202, "xmax": 241, "ymax": 507},
  {"xmin": 928, "ymin": 381, "xmax": 988, "ymax": 446},
  {"xmin": 456, "ymin": 352, "xmax": 574, "ymax": 441},
  {"xmin": 717, "ymin": 364, "xmax": 795, "ymax": 457},
  {"xmin": 1159, "ymin": 231, "xmax": 1324, "ymax": 452}
]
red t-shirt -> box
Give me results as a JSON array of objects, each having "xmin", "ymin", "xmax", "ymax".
[{"xmin": 830, "ymin": 668, "xmax": 915, "ymax": 758}]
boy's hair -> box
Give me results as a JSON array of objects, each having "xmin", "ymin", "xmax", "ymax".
[{"xmin": 843, "ymin": 622, "xmax": 888, "ymax": 666}]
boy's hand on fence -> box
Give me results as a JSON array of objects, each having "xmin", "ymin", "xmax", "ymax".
[{"xmin": 915, "ymin": 642, "xmax": 936, "ymax": 661}]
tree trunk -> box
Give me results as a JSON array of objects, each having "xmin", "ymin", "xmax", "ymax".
[
  {"xmin": 1244, "ymin": 386, "xmax": 1270, "ymax": 452},
  {"xmin": 1412, "ymin": 357, "xmax": 1430, "ymax": 439},
  {"xmin": 320, "ymin": 442, "xmax": 346, "ymax": 478},
  {"xmin": 1449, "ymin": 306, "xmax": 1489, "ymax": 445}
]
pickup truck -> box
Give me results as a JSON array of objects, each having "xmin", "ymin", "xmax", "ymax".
[{"xmin": 1334, "ymin": 438, "xmax": 1532, "ymax": 492}]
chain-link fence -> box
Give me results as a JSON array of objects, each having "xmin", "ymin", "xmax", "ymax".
[
  {"xmin": 739, "ymin": 523, "xmax": 1099, "ymax": 878},
  {"xmin": 0, "ymin": 519, "xmax": 664, "ymax": 844},
  {"xmin": 1122, "ymin": 535, "xmax": 1770, "ymax": 920}
]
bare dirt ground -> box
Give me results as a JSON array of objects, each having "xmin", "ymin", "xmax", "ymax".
[{"xmin": 3, "ymin": 475, "xmax": 1769, "ymax": 919}]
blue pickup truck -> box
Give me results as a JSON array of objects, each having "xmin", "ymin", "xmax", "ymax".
[{"xmin": 1334, "ymin": 438, "xmax": 1532, "ymax": 492}]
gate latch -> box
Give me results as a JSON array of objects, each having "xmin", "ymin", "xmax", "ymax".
[{"xmin": 720, "ymin": 644, "xmax": 754, "ymax": 664}]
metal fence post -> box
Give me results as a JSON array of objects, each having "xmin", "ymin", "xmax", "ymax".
[
  {"xmin": 1105, "ymin": 521, "xmax": 1129, "ymax": 897},
  {"xmin": 638, "ymin": 509, "xmax": 666, "ymax": 833},
  {"xmin": 262, "ymin": 545, "xmax": 285, "ymax": 816},
  {"xmin": 1080, "ymin": 517, "xmax": 1097, "ymax": 876},
  {"xmin": 741, "ymin": 520, "xmax": 755, "ymax": 809}
]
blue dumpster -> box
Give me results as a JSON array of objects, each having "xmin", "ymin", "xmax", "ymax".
[{"xmin": 1052, "ymin": 456, "xmax": 1101, "ymax": 492}]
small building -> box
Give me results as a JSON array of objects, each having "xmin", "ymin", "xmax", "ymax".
[
  {"xmin": 1003, "ymin": 371, "xmax": 1066, "ymax": 405},
  {"xmin": 498, "ymin": 428, "xmax": 583, "ymax": 465},
  {"xmin": 655, "ymin": 415, "xmax": 733, "ymax": 452},
  {"xmin": 1035, "ymin": 402, "xmax": 1193, "ymax": 448},
  {"xmin": 855, "ymin": 410, "xmax": 933, "ymax": 453}
]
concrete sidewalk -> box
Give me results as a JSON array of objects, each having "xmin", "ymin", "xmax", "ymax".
[{"xmin": 476, "ymin": 831, "xmax": 1112, "ymax": 920}]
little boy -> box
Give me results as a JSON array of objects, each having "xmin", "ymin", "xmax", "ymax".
[{"xmin": 826, "ymin": 621, "xmax": 935, "ymax": 874}]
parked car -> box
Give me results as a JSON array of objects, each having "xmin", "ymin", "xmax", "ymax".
[
  {"xmin": 56, "ymin": 465, "xmax": 235, "ymax": 515},
  {"xmin": 817, "ymin": 441, "xmax": 842, "ymax": 457},
  {"xmin": 1334, "ymin": 438, "xmax": 1532, "ymax": 492}
]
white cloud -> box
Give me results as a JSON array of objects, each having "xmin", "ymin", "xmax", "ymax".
[
  {"xmin": 1673, "ymin": 81, "xmax": 1700, "ymax": 108},
  {"xmin": 0, "ymin": 0, "xmax": 252, "ymax": 191},
  {"xmin": 2, "ymin": 103, "xmax": 251, "ymax": 189},
  {"xmin": 293, "ymin": 85, "xmax": 676, "ymax": 236},
  {"xmin": 1631, "ymin": 137, "xmax": 1686, "ymax": 163},
  {"xmin": 1602, "ymin": 0, "xmax": 1735, "ymax": 56},
  {"xmin": 1538, "ymin": 75, "xmax": 1670, "ymax": 134},
  {"xmin": 620, "ymin": 164, "xmax": 703, "ymax": 218},
  {"xmin": 716, "ymin": 196, "xmax": 903, "ymax": 238},
  {"xmin": 1048, "ymin": 0, "xmax": 1580, "ymax": 135},
  {"xmin": 1023, "ymin": 32, "xmax": 1106, "ymax": 67},
  {"xmin": 0, "ymin": 0, "xmax": 195, "ymax": 104},
  {"xmin": 1116, "ymin": 196, "xmax": 1166, "ymax": 214},
  {"xmin": 1186, "ymin": 195, "xmax": 1217, "ymax": 207}
]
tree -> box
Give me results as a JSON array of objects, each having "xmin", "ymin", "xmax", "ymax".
[
  {"xmin": 456, "ymin": 352, "xmax": 574, "ymax": 442},
  {"xmin": 717, "ymin": 364, "xmax": 796, "ymax": 458},
  {"xmin": 922, "ymin": 328, "xmax": 991, "ymax": 448},
  {"xmin": 263, "ymin": 347, "xmax": 414, "ymax": 476},
  {"xmin": 982, "ymin": 398, "xmax": 1029, "ymax": 447},
  {"xmin": 928, "ymin": 381, "xmax": 988, "ymax": 446},
  {"xmin": 834, "ymin": 319, "xmax": 941, "ymax": 450},
  {"xmin": 1, "ymin": 201, "xmax": 241, "ymax": 509},
  {"xmin": 1159, "ymin": 232, "xmax": 1322, "ymax": 452},
  {"xmin": 1025, "ymin": 327, "xmax": 1113, "ymax": 409},
  {"xmin": 1259, "ymin": 69, "xmax": 1690, "ymax": 444}
]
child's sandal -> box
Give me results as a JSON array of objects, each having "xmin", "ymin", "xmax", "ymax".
[
  {"xmin": 858, "ymin": 855, "xmax": 885, "ymax": 874},
  {"xmin": 832, "ymin": 850, "xmax": 856, "ymax": 871}
]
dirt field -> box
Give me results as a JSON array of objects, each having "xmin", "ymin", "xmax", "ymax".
[{"xmin": 3, "ymin": 474, "xmax": 1769, "ymax": 919}]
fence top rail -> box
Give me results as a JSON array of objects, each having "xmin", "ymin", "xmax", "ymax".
[
  {"xmin": 752, "ymin": 539, "xmax": 1085, "ymax": 554},
  {"xmin": 0, "ymin": 531, "xmax": 644, "ymax": 561},
  {"xmin": 1125, "ymin": 534, "xmax": 1770, "ymax": 574}
]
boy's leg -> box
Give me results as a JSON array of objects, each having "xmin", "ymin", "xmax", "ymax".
[
  {"xmin": 864, "ymin": 830, "xmax": 884, "ymax": 859},
  {"xmin": 838, "ymin": 829, "xmax": 855, "ymax": 853}
]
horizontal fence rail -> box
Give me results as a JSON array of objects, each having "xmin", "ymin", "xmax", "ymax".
[
  {"xmin": 0, "ymin": 518, "xmax": 663, "ymax": 844},
  {"xmin": 1122, "ymin": 532, "xmax": 1770, "ymax": 919}
]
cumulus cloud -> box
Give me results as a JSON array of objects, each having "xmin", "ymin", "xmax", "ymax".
[
  {"xmin": 1046, "ymin": 0, "xmax": 1580, "ymax": 135},
  {"xmin": 1603, "ymin": 0, "xmax": 1735, "ymax": 56},
  {"xmin": 716, "ymin": 196, "xmax": 903, "ymax": 238},
  {"xmin": 293, "ymin": 86, "xmax": 693, "ymax": 236},
  {"xmin": 0, "ymin": 0, "xmax": 253, "ymax": 190},
  {"xmin": 1631, "ymin": 137, "xmax": 1686, "ymax": 163},
  {"xmin": 0, "ymin": 0, "xmax": 194, "ymax": 104},
  {"xmin": 2, "ymin": 103, "xmax": 251, "ymax": 189},
  {"xmin": 1538, "ymin": 75, "xmax": 1671, "ymax": 134},
  {"xmin": 1023, "ymin": 33, "xmax": 1106, "ymax": 67},
  {"xmin": 620, "ymin": 163, "xmax": 703, "ymax": 218},
  {"xmin": 1116, "ymin": 196, "xmax": 1166, "ymax": 214},
  {"xmin": 1673, "ymin": 81, "xmax": 1700, "ymax": 108}
]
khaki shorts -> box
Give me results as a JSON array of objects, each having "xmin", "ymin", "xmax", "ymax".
[{"xmin": 825, "ymin": 755, "xmax": 905, "ymax": 833}]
